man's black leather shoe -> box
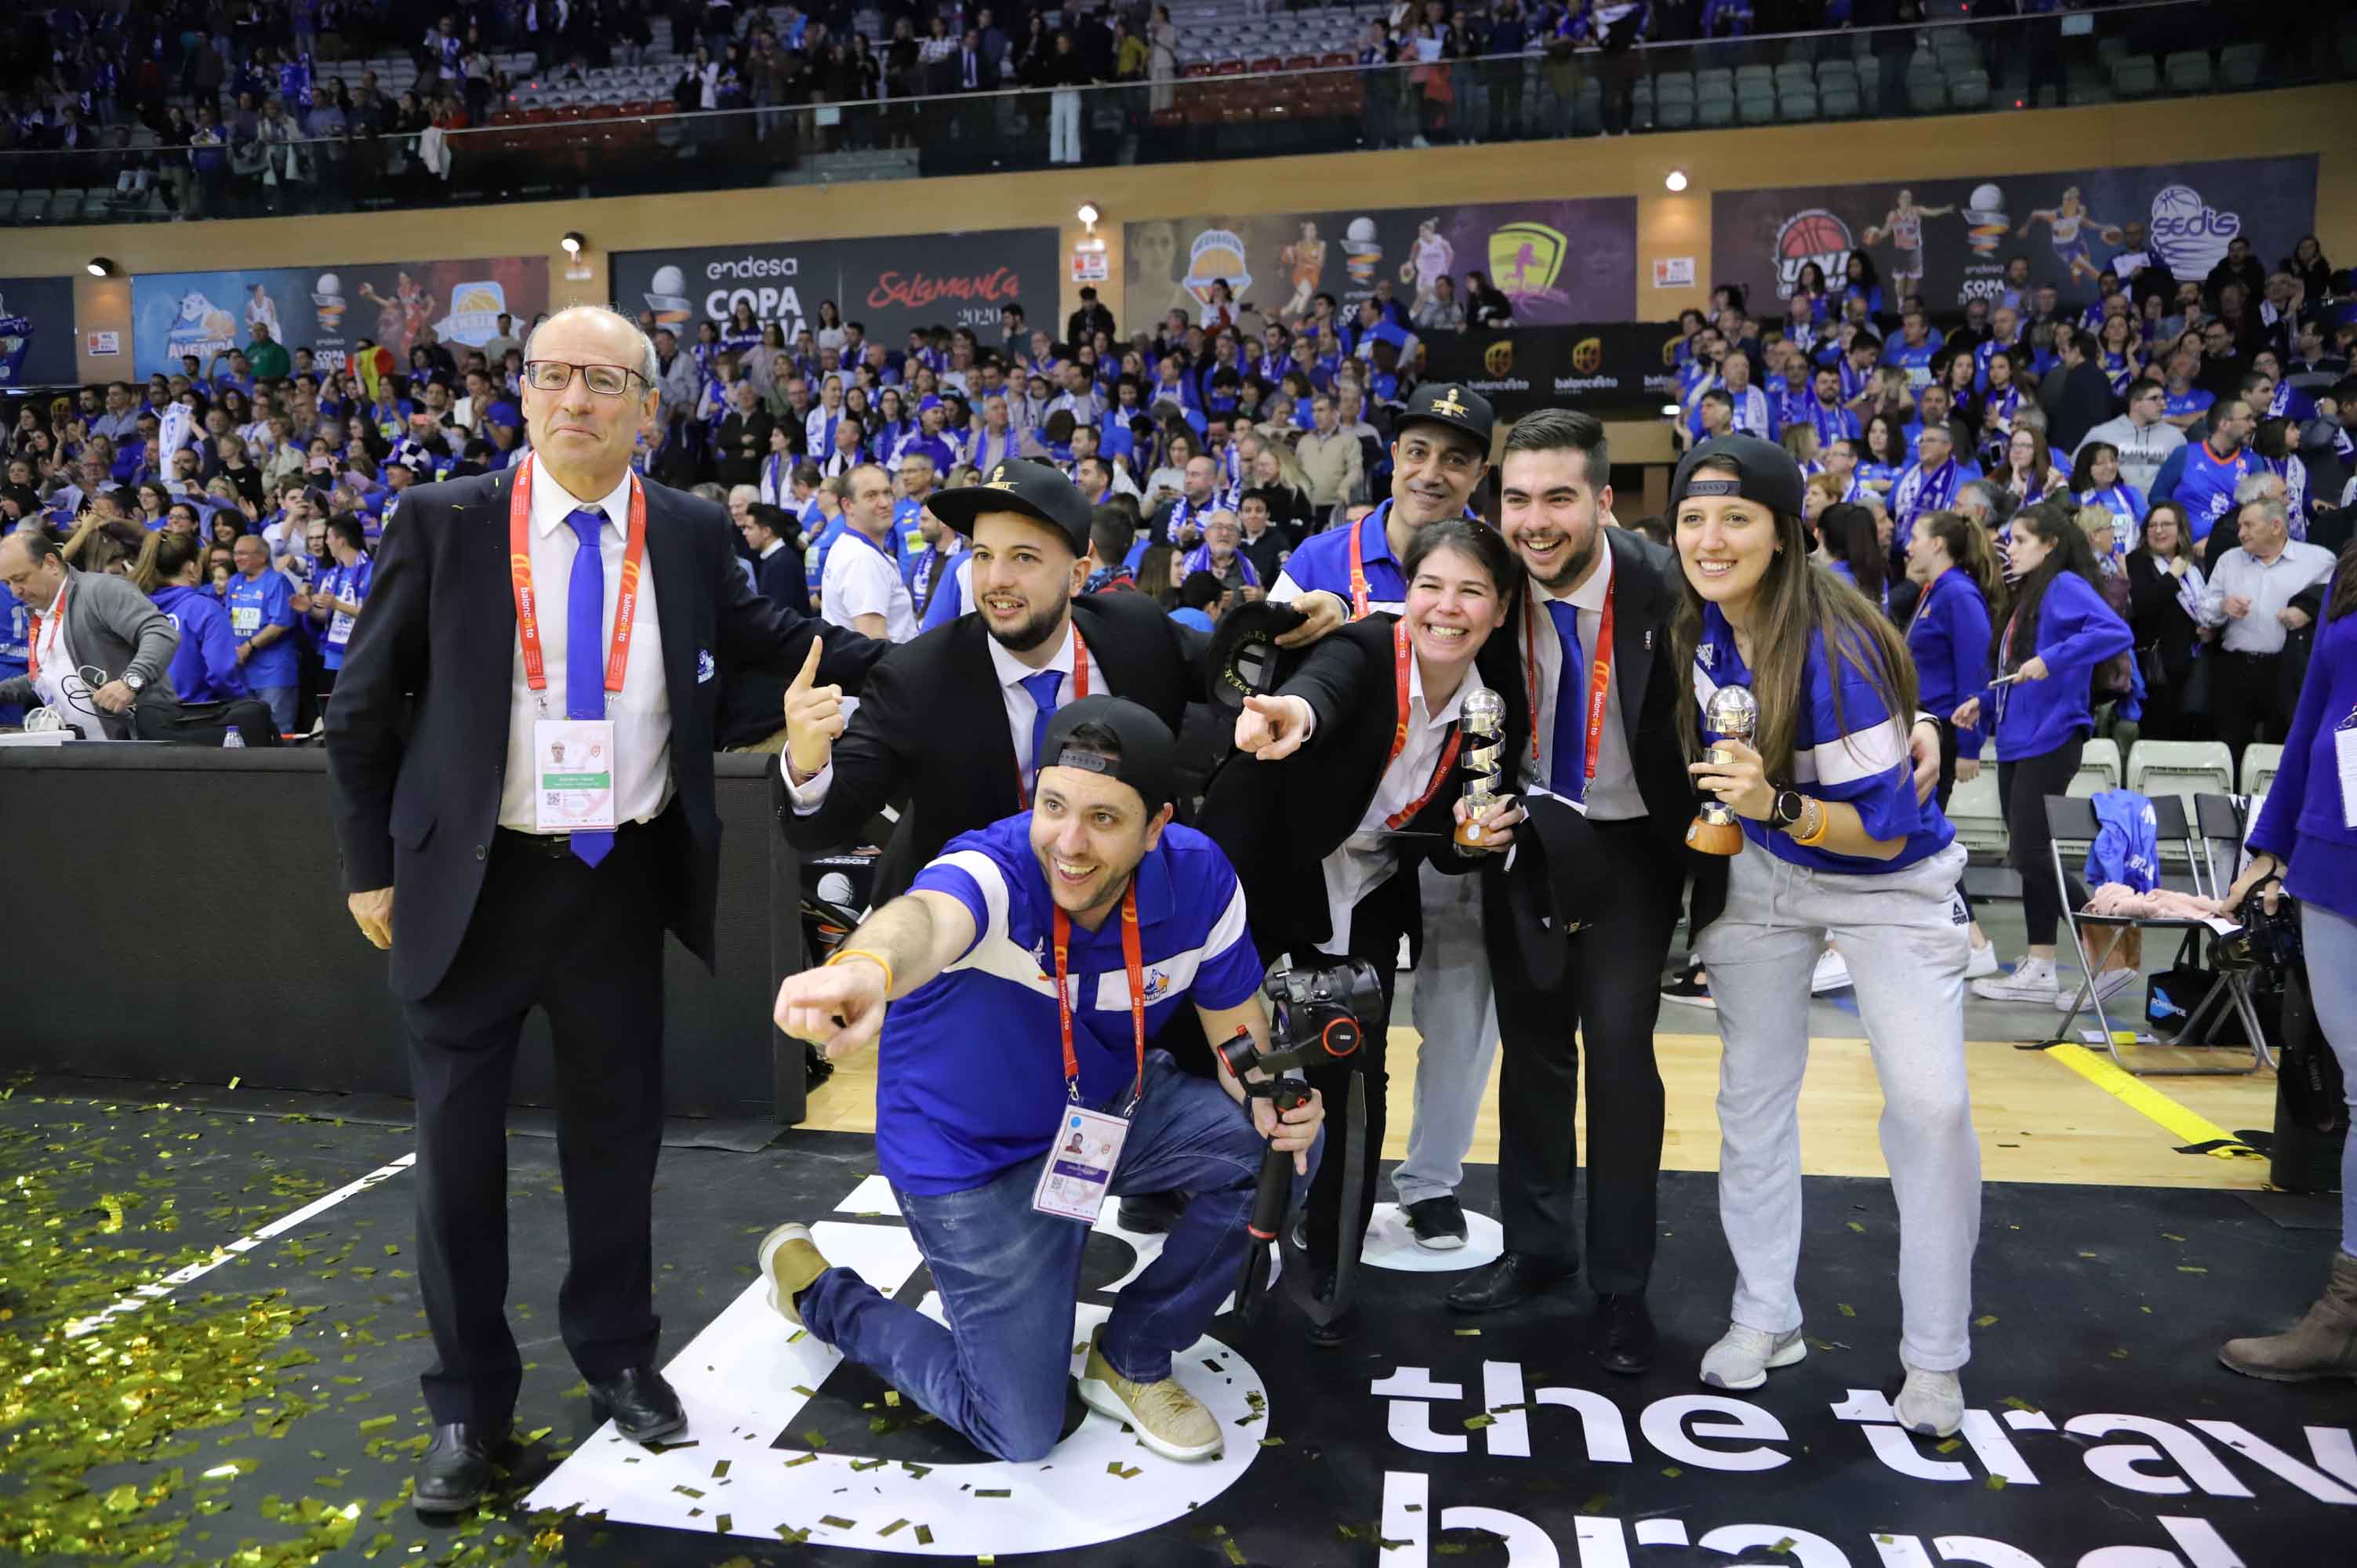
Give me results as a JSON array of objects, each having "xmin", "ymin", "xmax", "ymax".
[
  {"xmin": 1444, "ymin": 1253, "xmax": 1576, "ymax": 1313},
  {"xmin": 1117, "ymin": 1189, "xmax": 1189, "ymax": 1234},
  {"xmin": 1306, "ymin": 1275, "xmax": 1359, "ymax": 1348},
  {"xmin": 587, "ymin": 1365, "xmax": 687, "ymax": 1443},
  {"xmin": 1594, "ymin": 1292, "xmax": 1657, "ymax": 1376},
  {"xmin": 413, "ymin": 1422, "xmax": 501, "ymax": 1516}
]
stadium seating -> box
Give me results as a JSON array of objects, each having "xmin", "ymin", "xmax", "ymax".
[
  {"xmin": 2238, "ymin": 744, "xmax": 2283, "ymax": 798},
  {"xmin": 2126, "ymin": 740, "xmax": 2235, "ymax": 864},
  {"xmin": 2069, "ymin": 737, "xmax": 2123, "ymax": 797}
]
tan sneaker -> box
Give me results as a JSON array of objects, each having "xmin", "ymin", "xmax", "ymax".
[
  {"xmin": 757, "ymin": 1223, "xmax": 830, "ymax": 1328},
  {"xmin": 1074, "ymin": 1325, "xmax": 1222, "ymax": 1461}
]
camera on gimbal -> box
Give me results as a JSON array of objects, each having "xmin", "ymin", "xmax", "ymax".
[{"xmin": 1216, "ymin": 956, "xmax": 1386, "ymax": 1252}]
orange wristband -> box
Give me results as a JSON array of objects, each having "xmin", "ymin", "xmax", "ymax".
[{"xmin": 824, "ymin": 947, "xmax": 896, "ymax": 996}]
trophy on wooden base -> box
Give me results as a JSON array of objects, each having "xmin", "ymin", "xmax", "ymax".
[
  {"xmin": 1453, "ymin": 688, "xmax": 1508, "ymax": 850},
  {"xmin": 1686, "ymin": 684, "xmax": 1759, "ymax": 856}
]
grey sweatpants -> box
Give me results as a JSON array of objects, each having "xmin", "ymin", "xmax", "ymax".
[
  {"xmin": 1392, "ymin": 862, "xmax": 1502, "ymax": 1207},
  {"xmin": 1694, "ymin": 840, "xmax": 1981, "ymax": 1372},
  {"xmin": 2298, "ymin": 902, "xmax": 2357, "ymax": 1256}
]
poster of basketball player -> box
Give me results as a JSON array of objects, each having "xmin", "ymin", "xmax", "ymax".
[
  {"xmin": 0, "ymin": 275, "xmax": 79, "ymax": 388},
  {"xmin": 130, "ymin": 256, "xmax": 550, "ymax": 376},
  {"xmin": 1709, "ymin": 157, "xmax": 2316, "ymax": 313},
  {"xmin": 1122, "ymin": 198, "xmax": 1636, "ymax": 337}
]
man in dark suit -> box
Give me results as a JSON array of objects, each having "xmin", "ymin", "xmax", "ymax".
[
  {"xmin": 1439, "ymin": 410, "xmax": 1719, "ymax": 1375},
  {"xmin": 775, "ymin": 457, "xmax": 1204, "ymax": 911},
  {"xmin": 325, "ymin": 304, "xmax": 884, "ymax": 1517}
]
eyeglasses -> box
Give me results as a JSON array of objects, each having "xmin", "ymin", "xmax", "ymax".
[{"xmin": 522, "ymin": 361, "xmax": 645, "ymax": 397}]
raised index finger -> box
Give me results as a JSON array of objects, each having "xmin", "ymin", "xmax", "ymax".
[{"xmin": 790, "ymin": 635, "xmax": 823, "ymax": 691}]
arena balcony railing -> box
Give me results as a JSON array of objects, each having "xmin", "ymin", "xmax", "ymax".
[{"xmin": 0, "ymin": 0, "xmax": 2339, "ymax": 227}]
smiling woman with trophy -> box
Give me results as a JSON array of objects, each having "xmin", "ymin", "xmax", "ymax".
[
  {"xmin": 1668, "ymin": 434, "xmax": 1981, "ymax": 1443},
  {"xmin": 1199, "ymin": 518, "xmax": 1531, "ymax": 1349}
]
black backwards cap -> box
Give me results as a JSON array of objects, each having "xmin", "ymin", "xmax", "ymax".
[
  {"xmin": 1669, "ymin": 433, "xmax": 1807, "ymax": 519},
  {"xmin": 1035, "ymin": 696, "xmax": 1178, "ymax": 818}
]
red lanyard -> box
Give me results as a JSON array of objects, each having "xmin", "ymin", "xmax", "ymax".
[
  {"xmin": 508, "ymin": 452, "xmax": 650, "ymax": 701},
  {"xmin": 25, "ymin": 582, "xmax": 65, "ymax": 681},
  {"xmin": 1051, "ymin": 884, "xmax": 1145, "ymax": 1105},
  {"xmin": 1385, "ymin": 619, "xmax": 1465, "ymax": 829},
  {"xmin": 1346, "ymin": 511, "xmax": 1377, "ymax": 620},
  {"xmin": 1015, "ymin": 626, "xmax": 1089, "ymax": 808},
  {"xmin": 1522, "ymin": 575, "xmax": 1615, "ymax": 782}
]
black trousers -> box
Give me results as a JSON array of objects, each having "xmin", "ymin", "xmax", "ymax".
[
  {"xmin": 401, "ymin": 823, "xmax": 667, "ymax": 1426},
  {"xmin": 1998, "ymin": 735, "xmax": 2088, "ymax": 949},
  {"xmin": 1299, "ymin": 869, "xmax": 1415, "ymax": 1275},
  {"xmin": 2212, "ymin": 649, "xmax": 2290, "ymax": 760},
  {"xmin": 1491, "ymin": 819, "xmax": 1682, "ymax": 1294},
  {"xmin": 1932, "ymin": 718, "xmax": 1975, "ymax": 920}
]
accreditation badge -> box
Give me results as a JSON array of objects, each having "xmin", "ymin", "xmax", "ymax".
[
  {"xmin": 533, "ymin": 718, "xmax": 619, "ymax": 835},
  {"xmin": 1030, "ymin": 1105, "xmax": 1130, "ymax": 1223}
]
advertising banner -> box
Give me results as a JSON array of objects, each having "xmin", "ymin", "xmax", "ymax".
[
  {"xmin": 0, "ymin": 276, "xmax": 82, "ymax": 389},
  {"xmin": 129, "ymin": 256, "xmax": 550, "ymax": 376},
  {"xmin": 1124, "ymin": 198, "xmax": 1639, "ymax": 336},
  {"xmin": 1710, "ymin": 157, "xmax": 2318, "ymax": 314},
  {"xmin": 1422, "ymin": 324, "xmax": 1685, "ymax": 420},
  {"xmin": 612, "ymin": 229, "xmax": 1060, "ymax": 347}
]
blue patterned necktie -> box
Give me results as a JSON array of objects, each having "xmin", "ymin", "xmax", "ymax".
[
  {"xmin": 1546, "ymin": 600, "xmax": 1587, "ymax": 802},
  {"xmin": 565, "ymin": 506, "xmax": 614, "ymax": 867},
  {"xmin": 1020, "ymin": 670, "xmax": 1063, "ymax": 787}
]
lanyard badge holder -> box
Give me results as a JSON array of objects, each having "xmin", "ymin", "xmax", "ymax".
[
  {"xmin": 2336, "ymin": 702, "xmax": 2357, "ymax": 831},
  {"xmin": 510, "ymin": 453, "xmax": 648, "ymax": 836},
  {"xmin": 1030, "ymin": 887, "xmax": 1146, "ymax": 1223}
]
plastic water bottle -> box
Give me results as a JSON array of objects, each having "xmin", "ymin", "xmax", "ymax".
[{"xmin": 222, "ymin": 727, "xmax": 246, "ymax": 749}]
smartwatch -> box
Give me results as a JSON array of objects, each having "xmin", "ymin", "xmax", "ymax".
[{"xmin": 1771, "ymin": 788, "xmax": 1807, "ymax": 831}]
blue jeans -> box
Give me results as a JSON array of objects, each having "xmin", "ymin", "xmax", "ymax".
[
  {"xmin": 252, "ymin": 684, "xmax": 296, "ymax": 734},
  {"xmin": 801, "ymin": 1050, "xmax": 1314, "ymax": 1462}
]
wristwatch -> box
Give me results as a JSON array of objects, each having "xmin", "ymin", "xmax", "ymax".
[
  {"xmin": 1771, "ymin": 788, "xmax": 1807, "ymax": 831},
  {"xmin": 122, "ymin": 672, "xmax": 146, "ymax": 694}
]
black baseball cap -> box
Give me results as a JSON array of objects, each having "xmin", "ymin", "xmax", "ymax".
[
  {"xmin": 926, "ymin": 456, "xmax": 1093, "ymax": 555},
  {"xmin": 1204, "ymin": 599, "xmax": 1309, "ymax": 713},
  {"xmin": 1669, "ymin": 434, "xmax": 1807, "ymax": 519},
  {"xmin": 1396, "ymin": 381, "xmax": 1495, "ymax": 450},
  {"xmin": 1036, "ymin": 696, "xmax": 1178, "ymax": 818}
]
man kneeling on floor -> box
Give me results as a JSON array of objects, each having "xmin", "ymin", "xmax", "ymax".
[{"xmin": 763, "ymin": 696, "xmax": 1324, "ymax": 1463}]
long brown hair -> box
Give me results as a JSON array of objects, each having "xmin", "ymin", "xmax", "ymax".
[
  {"xmin": 1672, "ymin": 457, "xmax": 1920, "ymax": 781},
  {"xmin": 2330, "ymin": 539, "xmax": 2357, "ymax": 624},
  {"xmin": 1918, "ymin": 509, "xmax": 2007, "ymax": 619}
]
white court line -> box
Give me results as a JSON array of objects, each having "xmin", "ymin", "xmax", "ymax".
[{"xmin": 64, "ymin": 1151, "xmax": 417, "ymax": 1338}]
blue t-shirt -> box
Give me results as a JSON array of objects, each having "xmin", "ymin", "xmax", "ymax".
[
  {"xmin": 1694, "ymin": 602, "xmax": 1955, "ymax": 873},
  {"xmin": 884, "ymin": 815, "xmax": 1263, "ymax": 1194},
  {"xmin": 323, "ymin": 554, "xmax": 373, "ymax": 666},
  {"xmin": 1273, "ymin": 501, "xmax": 1409, "ymax": 616},
  {"xmin": 224, "ymin": 568, "xmax": 298, "ymax": 688},
  {"xmin": 2163, "ymin": 387, "xmax": 2214, "ymax": 424}
]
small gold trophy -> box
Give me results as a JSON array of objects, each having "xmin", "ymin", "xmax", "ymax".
[
  {"xmin": 1454, "ymin": 688, "xmax": 1507, "ymax": 849},
  {"xmin": 1686, "ymin": 684, "xmax": 1759, "ymax": 856}
]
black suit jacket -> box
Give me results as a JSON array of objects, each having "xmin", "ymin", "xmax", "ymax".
[
  {"xmin": 1492, "ymin": 527, "xmax": 1725, "ymax": 938},
  {"xmin": 775, "ymin": 589, "xmax": 1206, "ymax": 908},
  {"xmin": 325, "ymin": 467, "xmax": 886, "ymax": 1001},
  {"xmin": 1196, "ymin": 613, "xmax": 1533, "ymax": 963},
  {"xmin": 754, "ymin": 540, "xmax": 808, "ymax": 615}
]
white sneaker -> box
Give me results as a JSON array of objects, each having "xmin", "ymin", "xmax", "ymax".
[
  {"xmin": 1964, "ymin": 941, "xmax": 1999, "ymax": 979},
  {"xmin": 1894, "ymin": 1363, "xmax": 1965, "ymax": 1437},
  {"xmin": 1970, "ymin": 956, "xmax": 2058, "ymax": 1004},
  {"xmin": 2054, "ymin": 966, "xmax": 2139, "ymax": 1012},
  {"xmin": 1699, "ymin": 1324, "xmax": 1807, "ymax": 1391},
  {"xmin": 1810, "ymin": 949, "xmax": 1852, "ymax": 993}
]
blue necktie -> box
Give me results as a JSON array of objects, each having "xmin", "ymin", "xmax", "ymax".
[
  {"xmin": 1020, "ymin": 670, "xmax": 1063, "ymax": 786},
  {"xmin": 564, "ymin": 506, "xmax": 614, "ymax": 867},
  {"xmin": 1546, "ymin": 600, "xmax": 1588, "ymax": 802}
]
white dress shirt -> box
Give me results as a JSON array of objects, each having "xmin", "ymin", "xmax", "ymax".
[
  {"xmin": 1519, "ymin": 542, "xmax": 1643, "ymax": 821},
  {"xmin": 2199, "ymin": 540, "xmax": 2337, "ymax": 655},
  {"xmin": 785, "ymin": 616, "xmax": 1106, "ymax": 811},
  {"xmin": 1319, "ymin": 657, "xmax": 1483, "ymax": 956},
  {"xmin": 498, "ymin": 463, "xmax": 672, "ymax": 832},
  {"xmin": 28, "ymin": 579, "xmax": 100, "ymax": 738}
]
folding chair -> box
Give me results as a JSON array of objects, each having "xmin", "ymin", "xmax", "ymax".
[{"xmin": 2044, "ymin": 793, "xmax": 2269, "ymax": 1075}]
